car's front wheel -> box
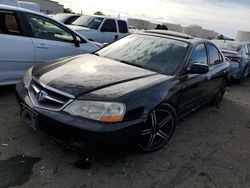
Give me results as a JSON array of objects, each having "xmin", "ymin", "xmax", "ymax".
[{"xmin": 137, "ymin": 104, "xmax": 176, "ymax": 153}]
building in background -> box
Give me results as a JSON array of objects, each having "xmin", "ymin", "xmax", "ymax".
[
  {"xmin": 127, "ymin": 18, "xmax": 156, "ymax": 30},
  {"xmin": 18, "ymin": 0, "xmax": 63, "ymax": 14},
  {"xmin": 183, "ymin": 25, "xmax": 218, "ymax": 39},
  {"xmin": 163, "ymin": 23, "xmax": 183, "ymax": 33},
  {"xmin": 235, "ymin": 31, "xmax": 250, "ymax": 42}
]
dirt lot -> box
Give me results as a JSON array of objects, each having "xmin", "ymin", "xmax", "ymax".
[{"xmin": 0, "ymin": 78, "xmax": 250, "ymax": 188}]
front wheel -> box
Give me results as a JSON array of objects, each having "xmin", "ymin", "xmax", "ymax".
[{"xmin": 137, "ymin": 104, "xmax": 176, "ymax": 153}]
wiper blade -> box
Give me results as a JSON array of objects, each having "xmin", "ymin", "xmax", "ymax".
[{"xmin": 119, "ymin": 60, "xmax": 144, "ymax": 68}]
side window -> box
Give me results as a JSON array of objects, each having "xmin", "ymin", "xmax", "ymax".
[
  {"xmin": 26, "ymin": 14, "xmax": 74, "ymax": 43},
  {"xmin": 189, "ymin": 44, "xmax": 208, "ymax": 65},
  {"xmin": 207, "ymin": 44, "xmax": 221, "ymax": 66},
  {"xmin": 101, "ymin": 19, "xmax": 117, "ymax": 32},
  {"xmin": 118, "ymin": 20, "xmax": 128, "ymax": 33},
  {"xmin": 0, "ymin": 12, "xmax": 21, "ymax": 35},
  {"xmin": 245, "ymin": 44, "xmax": 250, "ymax": 55}
]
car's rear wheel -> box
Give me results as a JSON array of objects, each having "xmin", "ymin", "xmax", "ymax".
[
  {"xmin": 212, "ymin": 80, "xmax": 226, "ymax": 106},
  {"xmin": 137, "ymin": 104, "xmax": 176, "ymax": 153}
]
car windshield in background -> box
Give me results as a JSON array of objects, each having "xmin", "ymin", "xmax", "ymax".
[
  {"xmin": 52, "ymin": 14, "xmax": 71, "ymax": 22},
  {"xmin": 213, "ymin": 40, "xmax": 241, "ymax": 52},
  {"xmin": 97, "ymin": 34, "xmax": 188, "ymax": 75},
  {"xmin": 72, "ymin": 16, "xmax": 103, "ymax": 29}
]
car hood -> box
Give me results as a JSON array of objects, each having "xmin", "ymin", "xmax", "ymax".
[
  {"xmin": 67, "ymin": 25, "xmax": 92, "ymax": 31},
  {"xmin": 32, "ymin": 54, "xmax": 171, "ymax": 98}
]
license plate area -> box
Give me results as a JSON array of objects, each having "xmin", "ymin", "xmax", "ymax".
[{"xmin": 21, "ymin": 104, "xmax": 38, "ymax": 130}]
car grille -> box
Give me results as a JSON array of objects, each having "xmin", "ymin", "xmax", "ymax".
[{"xmin": 28, "ymin": 78, "xmax": 74, "ymax": 111}]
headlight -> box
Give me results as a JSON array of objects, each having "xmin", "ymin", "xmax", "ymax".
[
  {"xmin": 23, "ymin": 68, "xmax": 33, "ymax": 88},
  {"xmin": 64, "ymin": 101, "xmax": 126, "ymax": 123}
]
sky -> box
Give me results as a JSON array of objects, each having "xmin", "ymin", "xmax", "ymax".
[{"xmin": 56, "ymin": 0, "xmax": 250, "ymax": 38}]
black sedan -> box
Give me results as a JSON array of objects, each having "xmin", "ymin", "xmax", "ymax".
[{"xmin": 16, "ymin": 30, "xmax": 230, "ymax": 153}]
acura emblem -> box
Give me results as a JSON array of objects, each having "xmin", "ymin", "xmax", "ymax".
[{"xmin": 36, "ymin": 90, "xmax": 48, "ymax": 102}]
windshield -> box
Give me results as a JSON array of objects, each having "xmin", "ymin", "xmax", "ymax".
[
  {"xmin": 213, "ymin": 40, "xmax": 242, "ymax": 52},
  {"xmin": 97, "ymin": 34, "xmax": 188, "ymax": 75},
  {"xmin": 53, "ymin": 14, "xmax": 72, "ymax": 22},
  {"xmin": 72, "ymin": 16, "xmax": 104, "ymax": 29}
]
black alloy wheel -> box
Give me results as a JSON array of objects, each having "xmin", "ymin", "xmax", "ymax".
[{"xmin": 137, "ymin": 104, "xmax": 176, "ymax": 152}]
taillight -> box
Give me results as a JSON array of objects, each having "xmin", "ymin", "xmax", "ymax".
[{"xmin": 227, "ymin": 57, "xmax": 241, "ymax": 62}]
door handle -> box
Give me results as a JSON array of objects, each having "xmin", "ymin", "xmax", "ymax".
[{"xmin": 36, "ymin": 43, "xmax": 50, "ymax": 49}]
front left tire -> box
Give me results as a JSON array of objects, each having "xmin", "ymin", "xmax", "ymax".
[{"xmin": 137, "ymin": 104, "xmax": 176, "ymax": 153}]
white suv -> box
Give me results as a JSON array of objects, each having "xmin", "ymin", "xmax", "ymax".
[
  {"xmin": 68, "ymin": 15, "xmax": 129, "ymax": 43},
  {"xmin": 0, "ymin": 5, "xmax": 100, "ymax": 86}
]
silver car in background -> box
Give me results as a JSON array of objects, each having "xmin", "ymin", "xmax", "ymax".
[{"xmin": 213, "ymin": 40, "xmax": 250, "ymax": 83}]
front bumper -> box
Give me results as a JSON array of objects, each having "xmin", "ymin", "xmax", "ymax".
[{"xmin": 16, "ymin": 82, "xmax": 144, "ymax": 151}]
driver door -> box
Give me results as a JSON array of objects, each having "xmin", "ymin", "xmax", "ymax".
[
  {"xmin": 178, "ymin": 43, "xmax": 211, "ymax": 115},
  {"xmin": 25, "ymin": 13, "xmax": 86, "ymax": 63}
]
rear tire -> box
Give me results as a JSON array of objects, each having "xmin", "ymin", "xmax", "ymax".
[
  {"xmin": 211, "ymin": 80, "xmax": 226, "ymax": 107},
  {"xmin": 137, "ymin": 103, "xmax": 177, "ymax": 153}
]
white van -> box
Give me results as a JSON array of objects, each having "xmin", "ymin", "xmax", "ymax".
[{"xmin": 0, "ymin": 5, "xmax": 100, "ymax": 86}]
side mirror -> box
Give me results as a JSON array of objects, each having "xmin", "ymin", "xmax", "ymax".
[
  {"xmin": 186, "ymin": 63, "xmax": 209, "ymax": 74},
  {"xmin": 74, "ymin": 36, "xmax": 81, "ymax": 47}
]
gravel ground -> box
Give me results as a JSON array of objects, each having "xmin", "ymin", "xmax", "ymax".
[{"xmin": 0, "ymin": 78, "xmax": 250, "ymax": 188}]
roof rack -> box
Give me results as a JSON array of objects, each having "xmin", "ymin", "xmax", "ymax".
[{"xmin": 144, "ymin": 30, "xmax": 193, "ymax": 39}]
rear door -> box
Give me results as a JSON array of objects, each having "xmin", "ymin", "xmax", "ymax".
[
  {"xmin": 178, "ymin": 43, "xmax": 211, "ymax": 115},
  {"xmin": 98, "ymin": 19, "xmax": 118, "ymax": 43},
  {"xmin": 24, "ymin": 13, "xmax": 87, "ymax": 63},
  {"xmin": 206, "ymin": 43, "xmax": 226, "ymax": 97},
  {"xmin": 245, "ymin": 43, "xmax": 250, "ymax": 75},
  {"xmin": 0, "ymin": 10, "xmax": 35, "ymax": 85}
]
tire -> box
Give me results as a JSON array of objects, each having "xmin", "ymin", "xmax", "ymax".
[
  {"xmin": 236, "ymin": 67, "xmax": 247, "ymax": 85},
  {"xmin": 137, "ymin": 103, "xmax": 177, "ymax": 153},
  {"xmin": 211, "ymin": 79, "xmax": 226, "ymax": 107}
]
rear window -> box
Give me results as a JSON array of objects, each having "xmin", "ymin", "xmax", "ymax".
[
  {"xmin": 213, "ymin": 40, "xmax": 241, "ymax": 52},
  {"xmin": 97, "ymin": 34, "xmax": 188, "ymax": 75},
  {"xmin": 0, "ymin": 12, "xmax": 21, "ymax": 35},
  {"xmin": 118, "ymin": 20, "xmax": 128, "ymax": 33}
]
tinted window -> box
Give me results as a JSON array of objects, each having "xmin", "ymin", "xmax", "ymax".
[
  {"xmin": 27, "ymin": 14, "xmax": 74, "ymax": 43},
  {"xmin": 97, "ymin": 34, "xmax": 188, "ymax": 75},
  {"xmin": 65, "ymin": 15, "xmax": 80, "ymax": 24},
  {"xmin": 118, "ymin": 20, "xmax": 128, "ymax": 33},
  {"xmin": 189, "ymin": 44, "xmax": 207, "ymax": 65},
  {"xmin": 245, "ymin": 44, "xmax": 250, "ymax": 55},
  {"xmin": 101, "ymin": 19, "xmax": 117, "ymax": 32},
  {"xmin": 72, "ymin": 16, "xmax": 103, "ymax": 29},
  {"xmin": 0, "ymin": 12, "xmax": 21, "ymax": 35},
  {"xmin": 207, "ymin": 44, "xmax": 221, "ymax": 65}
]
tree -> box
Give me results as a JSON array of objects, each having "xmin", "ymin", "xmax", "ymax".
[
  {"xmin": 94, "ymin": 11, "xmax": 105, "ymax": 16},
  {"xmin": 161, "ymin": 25, "xmax": 168, "ymax": 30},
  {"xmin": 155, "ymin": 24, "xmax": 162, "ymax": 30},
  {"xmin": 64, "ymin": 8, "xmax": 74, "ymax": 14},
  {"xmin": 217, "ymin": 34, "xmax": 224, "ymax": 40}
]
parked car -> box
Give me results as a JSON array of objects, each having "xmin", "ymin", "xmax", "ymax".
[
  {"xmin": 16, "ymin": 30, "xmax": 230, "ymax": 153},
  {"xmin": 68, "ymin": 15, "xmax": 129, "ymax": 43},
  {"xmin": 0, "ymin": 5, "xmax": 100, "ymax": 86},
  {"xmin": 213, "ymin": 40, "xmax": 250, "ymax": 83},
  {"xmin": 52, "ymin": 13, "xmax": 80, "ymax": 25}
]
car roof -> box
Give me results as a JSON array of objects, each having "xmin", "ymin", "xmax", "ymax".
[{"xmin": 78, "ymin": 14, "xmax": 127, "ymax": 22}]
